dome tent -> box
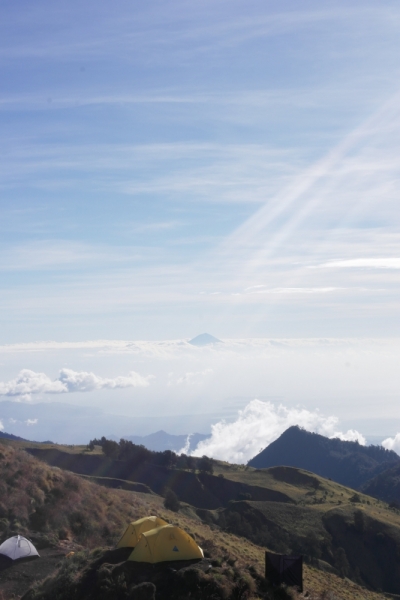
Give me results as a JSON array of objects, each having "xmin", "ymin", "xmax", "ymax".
[
  {"xmin": 0, "ymin": 535, "xmax": 39, "ymax": 561},
  {"xmin": 129, "ymin": 525, "xmax": 203, "ymax": 563},
  {"xmin": 117, "ymin": 516, "xmax": 168, "ymax": 549}
]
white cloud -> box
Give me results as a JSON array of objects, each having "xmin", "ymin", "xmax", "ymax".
[
  {"xmin": 174, "ymin": 369, "xmax": 213, "ymax": 385},
  {"xmin": 58, "ymin": 368, "xmax": 152, "ymax": 392},
  {"xmin": 332, "ymin": 429, "xmax": 366, "ymax": 443},
  {"xmin": 248, "ymin": 287, "xmax": 340, "ymax": 295},
  {"xmin": 0, "ymin": 419, "xmax": 3, "ymax": 431},
  {"xmin": 0, "ymin": 368, "xmax": 152, "ymax": 400},
  {"xmin": 25, "ymin": 418, "xmax": 38, "ymax": 426},
  {"xmin": 315, "ymin": 258, "xmax": 400, "ymax": 269},
  {"xmin": 191, "ymin": 399, "xmax": 365, "ymax": 463},
  {"xmin": 0, "ymin": 369, "xmax": 65, "ymax": 397},
  {"xmin": 178, "ymin": 433, "xmax": 193, "ymax": 455},
  {"xmin": 382, "ymin": 433, "xmax": 400, "ymax": 455}
]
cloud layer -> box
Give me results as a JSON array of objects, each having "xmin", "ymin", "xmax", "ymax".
[
  {"xmin": 191, "ymin": 399, "xmax": 365, "ymax": 463},
  {"xmin": 0, "ymin": 337, "xmax": 398, "ymax": 443},
  {"xmin": 0, "ymin": 368, "xmax": 151, "ymax": 401}
]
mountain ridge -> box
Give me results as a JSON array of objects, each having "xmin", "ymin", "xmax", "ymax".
[
  {"xmin": 248, "ymin": 426, "xmax": 400, "ymax": 489},
  {"xmin": 0, "ymin": 430, "xmax": 30, "ymax": 442},
  {"xmin": 113, "ymin": 430, "xmax": 210, "ymax": 453}
]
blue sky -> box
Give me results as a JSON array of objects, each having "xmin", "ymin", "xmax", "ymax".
[
  {"xmin": 1, "ymin": 0, "xmax": 400, "ymax": 341},
  {"xmin": 1, "ymin": 1, "xmax": 400, "ymax": 450}
]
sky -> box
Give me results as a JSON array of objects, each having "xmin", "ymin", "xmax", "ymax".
[{"xmin": 1, "ymin": 1, "xmax": 400, "ymax": 456}]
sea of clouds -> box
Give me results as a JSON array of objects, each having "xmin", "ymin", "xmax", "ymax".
[{"xmin": 1, "ymin": 337, "xmax": 400, "ymax": 451}]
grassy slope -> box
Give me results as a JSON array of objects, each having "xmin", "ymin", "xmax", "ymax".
[
  {"xmin": 0, "ymin": 439, "xmax": 389, "ymax": 599},
  {"xmin": 4, "ymin": 440, "xmax": 104, "ymax": 454},
  {"xmin": 213, "ymin": 463, "xmax": 373, "ymax": 503},
  {"xmin": 213, "ymin": 462, "xmax": 395, "ymax": 527},
  {"xmin": 209, "ymin": 463, "xmax": 400, "ymax": 594}
]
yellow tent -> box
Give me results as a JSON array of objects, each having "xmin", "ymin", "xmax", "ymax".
[
  {"xmin": 128, "ymin": 525, "xmax": 204, "ymax": 563},
  {"xmin": 117, "ymin": 516, "xmax": 168, "ymax": 548}
]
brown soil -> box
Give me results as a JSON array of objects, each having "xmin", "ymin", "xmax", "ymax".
[{"xmin": 0, "ymin": 541, "xmax": 82, "ymax": 600}]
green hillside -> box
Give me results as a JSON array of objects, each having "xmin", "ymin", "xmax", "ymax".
[{"xmin": 197, "ymin": 464, "xmax": 400, "ymax": 593}]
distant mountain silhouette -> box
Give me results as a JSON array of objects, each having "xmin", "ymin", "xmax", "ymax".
[
  {"xmin": 0, "ymin": 430, "xmax": 29, "ymax": 442},
  {"xmin": 119, "ymin": 430, "xmax": 210, "ymax": 453},
  {"xmin": 188, "ymin": 333, "xmax": 221, "ymax": 346},
  {"xmin": 248, "ymin": 426, "xmax": 400, "ymax": 489}
]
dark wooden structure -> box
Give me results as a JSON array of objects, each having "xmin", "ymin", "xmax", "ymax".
[{"xmin": 265, "ymin": 551, "xmax": 303, "ymax": 592}]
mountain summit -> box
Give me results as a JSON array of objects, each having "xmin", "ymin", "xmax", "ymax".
[
  {"xmin": 248, "ymin": 425, "xmax": 400, "ymax": 489},
  {"xmin": 188, "ymin": 333, "xmax": 222, "ymax": 346}
]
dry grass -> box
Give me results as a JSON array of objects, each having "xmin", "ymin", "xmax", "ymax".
[
  {"xmin": 150, "ymin": 509, "xmax": 387, "ymax": 599},
  {"xmin": 0, "ymin": 441, "xmax": 389, "ymax": 599},
  {"xmin": 212, "ymin": 462, "xmax": 400, "ymax": 546},
  {"xmin": 213, "ymin": 463, "xmax": 382, "ymax": 508},
  {"xmin": 0, "ymin": 442, "xmax": 152, "ymax": 547},
  {"xmin": 2, "ymin": 438, "xmax": 104, "ymax": 455}
]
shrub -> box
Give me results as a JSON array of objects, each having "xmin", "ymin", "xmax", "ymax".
[
  {"xmin": 198, "ymin": 455, "xmax": 214, "ymax": 475},
  {"xmin": 0, "ymin": 518, "xmax": 9, "ymax": 533},
  {"xmin": 350, "ymin": 493, "xmax": 361, "ymax": 503},
  {"xmin": 354, "ymin": 509, "xmax": 365, "ymax": 533},
  {"xmin": 237, "ymin": 492, "xmax": 252, "ymax": 501},
  {"xmin": 163, "ymin": 488, "xmax": 180, "ymax": 512},
  {"xmin": 186, "ymin": 456, "xmax": 196, "ymax": 472},
  {"xmin": 102, "ymin": 439, "xmax": 120, "ymax": 459},
  {"xmin": 334, "ymin": 547, "xmax": 350, "ymax": 577}
]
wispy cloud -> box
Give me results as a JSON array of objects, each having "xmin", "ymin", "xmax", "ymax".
[
  {"xmin": 0, "ymin": 141, "xmax": 296, "ymax": 209},
  {"xmin": 132, "ymin": 221, "xmax": 182, "ymax": 233},
  {"xmin": 314, "ymin": 258, "xmax": 400, "ymax": 269},
  {"xmin": 223, "ymin": 91, "xmax": 400, "ymax": 256},
  {"xmin": 2, "ymin": 4, "xmax": 398, "ymax": 68},
  {"xmin": 1, "ymin": 1, "xmax": 400, "ymax": 342},
  {"xmin": 0, "ymin": 368, "xmax": 152, "ymax": 401},
  {"xmin": 245, "ymin": 287, "xmax": 340, "ymax": 295},
  {"xmin": 173, "ymin": 368, "xmax": 213, "ymax": 385},
  {"xmin": 25, "ymin": 418, "xmax": 38, "ymax": 426},
  {"xmin": 0, "ymin": 240, "xmax": 150, "ymax": 272}
]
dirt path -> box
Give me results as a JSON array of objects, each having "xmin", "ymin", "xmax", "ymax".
[{"xmin": 0, "ymin": 542, "xmax": 81, "ymax": 600}]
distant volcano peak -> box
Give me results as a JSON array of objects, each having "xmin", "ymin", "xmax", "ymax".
[{"xmin": 188, "ymin": 333, "xmax": 222, "ymax": 346}]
